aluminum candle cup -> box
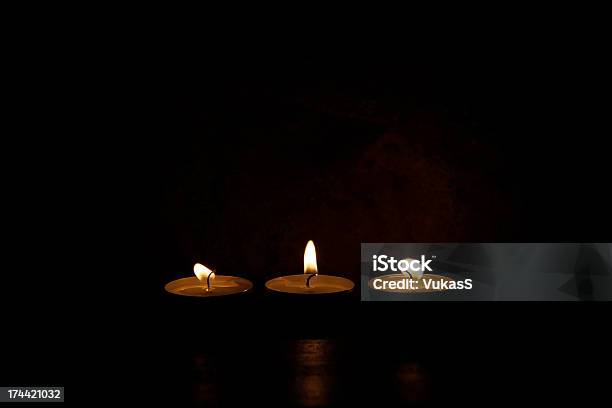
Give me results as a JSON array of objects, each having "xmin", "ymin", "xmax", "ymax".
[
  {"xmin": 265, "ymin": 241, "xmax": 354, "ymax": 295},
  {"xmin": 165, "ymin": 263, "xmax": 253, "ymax": 297},
  {"xmin": 265, "ymin": 274, "xmax": 354, "ymax": 294}
]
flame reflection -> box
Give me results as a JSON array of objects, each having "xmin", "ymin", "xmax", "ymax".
[
  {"xmin": 292, "ymin": 339, "xmax": 335, "ymax": 407},
  {"xmin": 396, "ymin": 362, "xmax": 430, "ymax": 402},
  {"xmin": 193, "ymin": 353, "xmax": 218, "ymax": 406}
]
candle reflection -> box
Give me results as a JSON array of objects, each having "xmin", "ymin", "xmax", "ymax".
[
  {"xmin": 292, "ymin": 339, "xmax": 336, "ymax": 407},
  {"xmin": 193, "ymin": 353, "xmax": 218, "ymax": 406},
  {"xmin": 395, "ymin": 362, "xmax": 430, "ymax": 403}
]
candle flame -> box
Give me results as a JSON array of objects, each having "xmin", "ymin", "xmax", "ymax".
[
  {"xmin": 194, "ymin": 263, "xmax": 215, "ymax": 282},
  {"xmin": 304, "ymin": 240, "xmax": 318, "ymax": 274}
]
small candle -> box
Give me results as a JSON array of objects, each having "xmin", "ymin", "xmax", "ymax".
[
  {"xmin": 265, "ymin": 241, "xmax": 354, "ymax": 294},
  {"xmin": 165, "ymin": 263, "xmax": 253, "ymax": 297}
]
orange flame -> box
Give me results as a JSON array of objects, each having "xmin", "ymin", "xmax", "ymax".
[{"xmin": 304, "ymin": 240, "xmax": 318, "ymax": 274}]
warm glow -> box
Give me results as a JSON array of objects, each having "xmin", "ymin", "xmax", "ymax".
[
  {"xmin": 194, "ymin": 263, "xmax": 215, "ymax": 282},
  {"xmin": 304, "ymin": 240, "xmax": 318, "ymax": 274}
]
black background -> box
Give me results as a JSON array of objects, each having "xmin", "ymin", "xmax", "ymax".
[{"xmin": 2, "ymin": 37, "xmax": 610, "ymax": 406}]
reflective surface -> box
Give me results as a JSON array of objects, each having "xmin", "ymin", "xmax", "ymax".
[
  {"xmin": 168, "ymin": 338, "xmax": 438, "ymax": 407},
  {"xmin": 292, "ymin": 340, "xmax": 335, "ymax": 406}
]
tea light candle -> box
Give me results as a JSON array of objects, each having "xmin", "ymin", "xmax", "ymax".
[
  {"xmin": 165, "ymin": 263, "xmax": 253, "ymax": 297},
  {"xmin": 265, "ymin": 241, "xmax": 354, "ymax": 294}
]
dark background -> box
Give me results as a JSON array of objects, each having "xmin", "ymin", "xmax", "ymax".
[
  {"xmin": 134, "ymin": 56, "xmax": 610, "ymax": 405},
  {"xmin": 3, "ymin": 46, "xmax": 610, "ymax": 405},
  {"xmin": 145, "ymin": 56, "xmax": 611, "ymax": 284}
]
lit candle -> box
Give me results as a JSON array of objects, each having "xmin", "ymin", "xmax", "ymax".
[
  {"xmin": 265, "ymin": 240, "xmax": 354, "ymax": 294},
  {"xmin": 165, "ymin": 263, "xmax": 253, "ymax": 297}
]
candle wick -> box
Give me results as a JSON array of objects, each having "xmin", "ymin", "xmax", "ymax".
[
  {"xmin": 206, "ymin": 272, "xmax": 214, "ymax": 291},
  {"xmin": 306, "ymin": 273, "xmax": 318, "ymax": 288}
]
